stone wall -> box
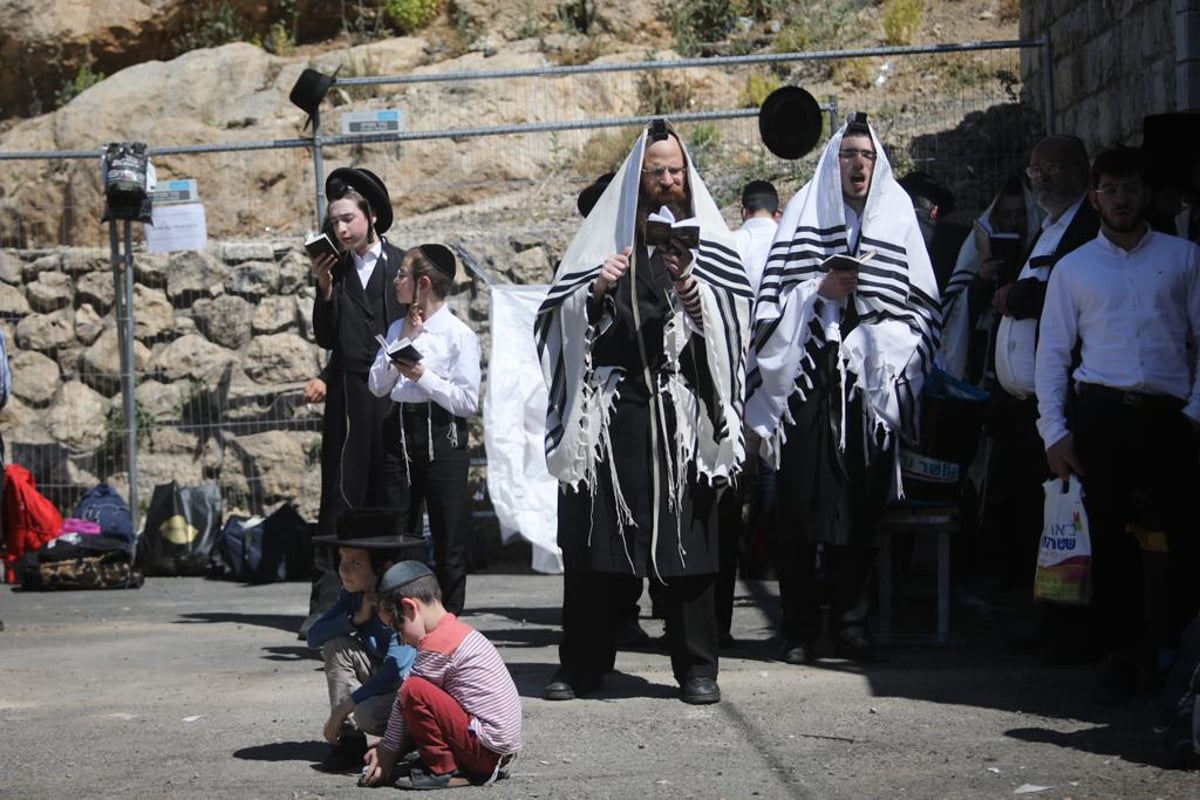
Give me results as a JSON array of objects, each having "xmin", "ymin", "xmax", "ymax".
[
  {"xmin": 1020, "ymin": 0, "xmax": 1178, "ymax": 150},
  {"xmin": 0, "ymin": 228, "xmax": 562, "ymax": 525}
]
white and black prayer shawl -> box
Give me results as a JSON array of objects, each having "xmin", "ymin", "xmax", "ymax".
[
  {"xmin": 938, "ymin": 186, "xmax": 1041, "ymax": 381},
  {"xmin": 534, "ymin": 123, "xmax": 751, "ymax": 570},
  {"xmin": 745, "ymin": 121, "xmax": 941, "ymax": 473}
]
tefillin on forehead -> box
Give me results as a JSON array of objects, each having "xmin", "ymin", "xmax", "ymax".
[
  {"xmin": 648, "ymin": 119, "xmax": 671, "ymax": 142},
  {"xmin": 845, "ymin": 112, "xmax": 870, "ymax": 136}
]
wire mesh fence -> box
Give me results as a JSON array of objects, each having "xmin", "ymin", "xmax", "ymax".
[{"xmin": 0, "ymin": 41, "xmax": 1046, "ymax": 534}]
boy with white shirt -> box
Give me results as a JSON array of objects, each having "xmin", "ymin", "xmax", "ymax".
[
  {"xmin": 1036, "ymin": 147, "xmax": 1200, "ymax": 705},
  {"xmin": 369, "ymin": 244, "xmax": 481, "ymax": 617}
]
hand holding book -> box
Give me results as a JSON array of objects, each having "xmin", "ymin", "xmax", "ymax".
[{"xmin": 375, "ymin": 333, "xmax": 423, "ymax": 364}]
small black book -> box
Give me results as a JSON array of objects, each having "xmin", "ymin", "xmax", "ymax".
[
  {"xmin": 645, "ymin": 218, "xmax": 700, "ymax": 250},
  {"xmin": 822, "ymin": 249, "xmax": 877, "ymax": 272},
  {"xmin": 375, "ymin": 334, "xmax": 422, "ymax": 363},
  {"xmin": 304, "ymin": 232, "xmax": 339, "ymax": 259},
  {"xmin": 988, "ymin": 233, "xmax": 1022, "ymax": 270}
]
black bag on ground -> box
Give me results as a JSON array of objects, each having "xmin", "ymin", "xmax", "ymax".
[
  {"xmin": 138, "ymin": 482, "xmax": 222, "ymax": 576},
  {"xmin": 212, "ymin": 502, "xmax": 309, "ymax": 583},
  {"xmin": 16, "ymin": 537, "xmax": 145, "ymax": 590},
  {"xmin": 900, "ymin": 369, "xmax": 989, "ymax": 503}
]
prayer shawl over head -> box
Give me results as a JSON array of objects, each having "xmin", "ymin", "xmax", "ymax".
[
  {"xmin": 535, "ymin": 120, "xmax": 751, "ymax": 515},
  {"xmin": 746, "ymin": 119, "xmax": 941, "ymax": 462},
  {"xmin": 938, "ymin": 184, "xmax": 1041, "ymax": 381}
]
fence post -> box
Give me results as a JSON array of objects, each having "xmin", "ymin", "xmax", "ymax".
[
  {"xmin": 312, "ymin": 108, "xmax": 326, "ymax": 229},
  {"xmin": 108, "ymin": 217, "xmax": 139, "ymax": 534},
  {"xmin": 1040, "ymin": 33, "xmax": 1055, "ymax": 135}
]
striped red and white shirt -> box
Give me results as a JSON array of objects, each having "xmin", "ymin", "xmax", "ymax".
[{"xmin": 381, "ymin": 614, "xmax": 522, "ymax": 756}]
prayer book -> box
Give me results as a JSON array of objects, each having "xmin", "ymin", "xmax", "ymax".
[
  {"xmin": 375, "ymin": 333, "xmax": 423, "ymax": 364},
  {"xmin": 822, "ymin": 248, "xmax": 877, "ymax": 272},
  {"xmin": 645, "ymin": 209, "xmax": 700, "ymax": 250},
  {"xmin": 303, "ymin": 231, "xmax": 339, "ymax": 259},
  {"xmin": 987, "ymin": 232, "xmax": 1022, "ymax": 270}
]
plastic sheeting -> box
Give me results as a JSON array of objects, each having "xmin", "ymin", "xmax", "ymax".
[{"xmin": 483, "ymin": 284, "xmax": 563, "ymax": 574}]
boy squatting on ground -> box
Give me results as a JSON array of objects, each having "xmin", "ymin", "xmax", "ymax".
[
  {"xmin": 361, "ymin": 560, "xmax": 522, "ymax": 790},
  {"xmin": 306, "ymin": 509, "xmax": 419, "ymax": 772}
]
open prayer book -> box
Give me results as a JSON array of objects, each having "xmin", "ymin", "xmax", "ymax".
[
  {"xmin": 645, "ymin": 208, "xmax": 700, "ymax": 250},
  {"xmin": 375, "ymin": 333, "xmax": 423, "ymax": 363},
  {"xmin": 822, "ymin": 248, "xmax": 877, "ymax": 272}
]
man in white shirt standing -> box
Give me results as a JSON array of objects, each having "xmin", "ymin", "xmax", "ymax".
[
  {"xmin": 1036, "ymin": 147, "xmax": 1200, "ymax": 705},
  {"xmin": 732, "ymin": 180, "xmax": 781, "ymax": 294}
]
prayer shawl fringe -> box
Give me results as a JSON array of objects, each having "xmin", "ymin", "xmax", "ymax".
[{"xmin": 746, "ymin": 122, "xmax": 941, "ymax": 478}]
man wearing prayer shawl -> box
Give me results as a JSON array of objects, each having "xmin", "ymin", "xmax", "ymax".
[
  {"xmin": 746, "ymin": 113, "xmax": 940, "ymax": 665},
  {"xmin": 535, "ymin": 119, "xmax": 752, "ymax": 705}
]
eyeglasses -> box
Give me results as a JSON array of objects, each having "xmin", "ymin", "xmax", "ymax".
[
  {"xmin": 1024, "ymin": 161, "xmax": 1082, "ymax": 179},
  {"xmin": 641, "ymin": 165, "xmax": 686, "ymax": 180},
  {"xmin": 1094, "ymin": 181, "xmax": 1145, "ymax": 197},
  {"xmin": 838, "ymin": 149, "xmax": 877, "ymax": 162}
]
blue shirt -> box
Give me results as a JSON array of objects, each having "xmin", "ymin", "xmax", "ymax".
[{"xmin": 306, "ymin": 588, "xmax": 417, "ymax": 704}]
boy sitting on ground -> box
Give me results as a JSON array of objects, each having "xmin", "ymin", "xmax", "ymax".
[
  {"xmin": 307, "ymin": 509, "xmax": 421, "ymax": 772},
  {"xmin": 362, "ymin": 561, "xmax": 522, "ymax": 789}
]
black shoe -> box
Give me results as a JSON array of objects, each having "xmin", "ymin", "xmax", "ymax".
[
  {"xmin": 543, "ymin": 669, "xmax": 602, "ymax": 701},
  {"xmin": 680, "ymin": 676, "xmax": 721, "ymax": 705},
  {"xmin": 615, "ymin": 617, "xmax": 651, "ymax": 648},
  {"xmin": 780, "ymin": 641, "xmax": 814, "ymax": 665},
  {"xmin": 834, "ymin": 629, "xmax": 886, "ymax": 663},
  {"xmin": 1091, "ymin": 656, "xmax": 1138, "ymax": 706},
  {"xmin": 313, "ymin": 730, "xmax": 367, "ymax": 773}
]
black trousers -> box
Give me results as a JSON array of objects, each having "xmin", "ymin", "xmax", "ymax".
[
  {"xmin": 1072, "ymin": 390, "xmax": 1199, "ymax": 656},
  {"xmin": 385, "ymin": 403, "xmax": 471, "ymax": 616},
  {"xmin": 561, "ymin": 568, "xmax": 718, "ymax": 684},
  {"xmin": 716, "ymin": 483, "xmax": 743, "ymax": 638}
]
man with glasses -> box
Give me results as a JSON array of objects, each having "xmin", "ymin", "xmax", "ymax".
[
  {"xmin": 537, "ymin": 119, "xmax": 751, "ymax": 704},
  {"xmin": 983, "ymin": 136, "xmax": 1099, "ymax": 663},
  {"xmin": 1035, "ymin": 147, "xmax": 1200, "ymax": 704},
  {"xmin": 747, "ymin": 113, "xmax": 939, "ymax": 665}
]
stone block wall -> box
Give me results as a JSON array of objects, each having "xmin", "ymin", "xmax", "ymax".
[{"xmin": 1021, "ymin": 0, "xmax": 1177, "ymax": 151}]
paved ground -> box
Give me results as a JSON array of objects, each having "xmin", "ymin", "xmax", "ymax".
[{"xmin": 0, "ymin": 552, "xmax": 1195, "ymax": 800}]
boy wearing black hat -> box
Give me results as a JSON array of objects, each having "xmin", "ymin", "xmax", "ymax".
[
  {"xmin": 306, "ymin": 509, "xmax": 421, "ymax": 772},
  {"xmin": 304, "ymin": 167, "xmax": 409, "ymax": 637},
  {"xmin": 368, "ymin": 245, "xmax": 481, "ymax": 618},
  {"xmin": 363, "ymin": 561, "xmax": 521, "ymax": 789}
]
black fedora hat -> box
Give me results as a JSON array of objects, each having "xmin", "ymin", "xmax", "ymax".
[
  {"xmin": 758, "ymin": 86, "xmax": 824, "ymax": 161},
  {"xmin": 289, "ymin": 68, "xmax": 338, "ymax": 127},
  {"xmin": 1142, "ymin": 112, "xmax": 1200, "ymax": 190},
  {"xmin": 312, "ymin": 507, "xmax": 416, "ymax": 550},
  {"xmin": 326, "ymin": 166, "xmax": 394, "ymax": 234},
  {"xmin": 576, "ymin": 172, "xmax": 615, "ymax": 218}
]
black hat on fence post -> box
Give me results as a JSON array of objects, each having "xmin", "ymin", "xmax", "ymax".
[{"xmin": 758, "ymin": 86, "xmax": 824, "ymax": 160}]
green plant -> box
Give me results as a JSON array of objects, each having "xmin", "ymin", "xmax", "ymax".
[
  {"xmin": 575, "ymin": 128, "xmax": 640, "ymax": 178},
  {"xmin": 338, "ymin": 52, "xmax": 384, "ymax": 101},
  {"xmin": 672, "ymin": 0, "xmax": 737, "ymax": 57},
  {"xmin": 740, "ymin": 72, "xmax": 780, "ymax": 108},
  {"xmin": 832, "ymin": 57, "xmax": 873, "ymax": 88},
  {"xmin": 882, "ymin": 0, "xmax": 923, "ymax": 45},
  {"xmin": 635, "ymin": 72, "xmax": 695, "ymax": 116},
  {"xmin": 178, "ymin": 0, "xmax": 247, "ymax": 54},
  {"xmin": 385, "ymin": 0, "xmax": 440, "ymax": 34},
  {"xmin": 263, "ymin": 21, "xmax": 294, "ymax": 55},
  {"xmin": 55, "ymin": 61, "xmax": 105, "ymax": 109},
  {"xmin": 685, "ymin": 123, "xmax": 721, "ymax": 169}
]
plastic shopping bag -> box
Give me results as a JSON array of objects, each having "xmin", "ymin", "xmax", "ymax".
[{"xmin": 1033, "ymin": 476, "xmax": 1092, "ymax": 605}]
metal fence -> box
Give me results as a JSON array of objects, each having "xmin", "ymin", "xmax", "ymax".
[{"xmin": 0, "ymin": 39, "xmax": 1048, "ymax": 535}]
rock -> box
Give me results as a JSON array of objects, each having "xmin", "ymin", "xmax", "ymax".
[
  {"xmin": 78, "ymin": 327, "xmax": 152, "ymax": 396},
  {"xmin": 132, "ymin": 284, "xmax": 175, "ymax": 341},
  {"xmin": 60, "ymin": 249, "xmax": 108, "ymax": 276},
  {"xmin": 135, "ymin": 379, "xmax": 190, "ymax": 422},
  {"xmin": 45, "ymin": 380, "xmax": 111, "ymax": 450},
  {"xmin": 133, "ymin": 251, "xmax": 170, "ymax": 288},
  {"xmin": 166, "ymin": 250, "xmax": 228, "ymax": 304},
  {"xmin": 243, "ymin": 333, "xmax": 320, "ymax": 384},
  {"xmin": 147, "ymin": 333, "xmax": 239, "ymax": 382},
  {"xmin": 251, "ymin": 295, "xmax": 297, "ymax": 334},
  {"xmin": 0, "ymin": 250, "xmax": 23, "ymax": 284},
  {"xmin": 227, "ymin": 430, "xmax": 311, "ymax": 504},
  {"xmin": 76, "ymin": 271, "xmax": 116, "ymax": 313},
  {"xmin": 23, "ymin": 253, "xmax": 61, "ymax": 282},
  {"xmin": 193, "ymin": 294, "xmax": 255, "ymax": 350},
  {"xmin": 278, "ymin": 251, "xmax": 311, "ymax": 295},
  {"xmin": 74, "ymin": 303, "xmax": 105, "ymax": 346},
  {"xmin": 15, "ymin": 308, "xmax": 74, "ymax": 351},
  {"xmin": 221, "ymin": 242, "xmax": 275, "ymax": 263},
  {"xmin": 26, "ymin": 271, "xmax": 73, "ymax": 312},
  {"xmin": 0, "ymin": 282, "xmax": 31, "ymax": 317},
  {"xmin": 11, "ymin": 349, "xmax": 61, "ymax": 407},
  {"xmin": 228, "ymin": 260, "xmax": 280, "ymax": 299}
]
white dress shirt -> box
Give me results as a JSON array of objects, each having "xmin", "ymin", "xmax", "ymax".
[
  {"xmin": 353, "ymin": 240, "xmax": 383, "ymax": 290},
  {"xmin": 1035, "ymin": 226, "xmax": 1200, "ymax": 448},
  {"xmin": 367, "ymin": 304, "xmax": 482, "ymax": 418},
  {"xmin": 994, "ymin": 196, "xmax": 1086, "ymax": 397},
  {"xmin": 733, "ymin": 215, "xmax": 778, "ymax": 294}
]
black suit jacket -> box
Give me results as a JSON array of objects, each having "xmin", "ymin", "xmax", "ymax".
[
  {"xmin": 312, "ymin": 238, "xmax": 406, "ymax": 373},
  {"xmin": 1005, "ymin": 199, "xmax": 1100, "ymax": 321}
]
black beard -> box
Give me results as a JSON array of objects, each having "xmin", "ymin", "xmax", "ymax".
[{"xmin": 1099, "ymin": 208, "xmax": 1144, "ymax": 234}]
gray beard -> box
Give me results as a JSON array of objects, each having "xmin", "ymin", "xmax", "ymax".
[{"xmin": 1036, "ymin": 188, "xmax": 1079, "ymax": 220}]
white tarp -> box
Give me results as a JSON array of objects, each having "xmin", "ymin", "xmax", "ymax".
[{"xmin": 483, "ymin": 284, "xmax": 563, "ymax": 574}]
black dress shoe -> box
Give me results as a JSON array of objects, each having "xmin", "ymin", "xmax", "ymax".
[
  {"xmin": 834, "ymin": 629, "xmax": 887, "ymax": 663},
  {"xmin": 543, "ymin": 669, "xmax": 602, "ymax": 701},
  {"xmin": 780, "ymin": 641, "xmax": 814, "ymax": 665},
  {"xmin": 680, "ymin": 676, "xmax": 721, "ymax": 705}
]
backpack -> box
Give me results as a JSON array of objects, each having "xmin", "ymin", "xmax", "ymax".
[
  {"xmin": 137, "ymin": 481, "xmax": 222, "ymax": 577},
  {"xmin": 2, "ymin": 464, "xmax": 64, "ymax": 583},
  {"xmin": 16, "ymin": 538, "xmax": 144, "ymax": 591},
  {"xmin": 212, "ymin": 502, "xmax": 309, "ymax": 583},
  {"xmin": 72, "ymin": 483, "xmax": 135, "ymax": 549}
]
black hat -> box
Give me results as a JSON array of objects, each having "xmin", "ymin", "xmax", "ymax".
[
  {"xmin": 289, "ymin": 68, "xmax": 338, "ymax": 128},
  {"xmin": 758, "ymin": 86, "xmax": 823, "ymax": 160},
  {"xmin": 898, "ymin": 171, "xmax": 956, "ymax": 216},
  {"xmin": 378, "ymin": 560, "xmax": 435, "ymax": 594},
  {"xmin": 312, "ymin": 507, "xmax": 412, "ymax": 550},
  {"xmin": 1141, "ymin": 112, "xmax": 1200, "ymax": 190},
  {"xmin": 326, "ymin": 167, "xmax": 393, "ymax": 234},
  {"xmin": 576, "ymin": 172, "xmax": 615, "ymax": 218},
  {"xmin": 418, "ymin": 243, "xmax": 456, "ymax": 278}
]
